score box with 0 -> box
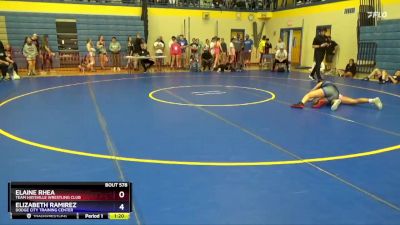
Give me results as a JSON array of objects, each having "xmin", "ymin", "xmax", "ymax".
[{"xmin": 8, "ymin": 182, "xmax": 133, "ymax": 217}]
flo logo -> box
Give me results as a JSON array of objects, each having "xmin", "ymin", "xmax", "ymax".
[{"xmin": 367, "ymin": 11, "xmax": 388, "ymax": 18}]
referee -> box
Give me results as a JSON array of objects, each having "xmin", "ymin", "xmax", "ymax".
[{"xmin": 309, "ymin": 28, "xmax": 329, "ymax": 82}]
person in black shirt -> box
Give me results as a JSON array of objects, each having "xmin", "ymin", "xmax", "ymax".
[
  {"xmin": 138, "ymin": 43, "xmax": 154, "ymax": 73},
  {"xmin": 0, "ymin": 40, "xmax": 15, "ymax": 80},
  {"xmin": 265, "ymin": 38, "xmax": 272, "ymax": 54},
  {"xmin": 309, "ymin": 29, "xmax": 329, "ymax": 82},
  {"xmin": 338, "ymin": 59, "xmax": 356, "ymax": 78},
  {"xmin": 325, "ymin": 36, "xmax": 338, "ymax": 73},
  {"xmin": 201, "ymin": 49, "xmax": 212, "ymax": 71}
]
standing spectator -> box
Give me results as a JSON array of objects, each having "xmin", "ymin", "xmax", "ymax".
[
  {"xmin": 233, "ymin": 34, "xmax": 243, "ymax": 70},
  {"xmin": 309, "ymin": 28, "xmax": 329, "ymax": 82},
  {"xmin": 153, "ymin": 37, "xmax": 165, "ymax": 72},
  {"xmin": 23, "ymin": 37, "xmax": 38, "ymax": 76},
  {"xmin": 204, "ymin": 39, "xmax": 211, "ymax": 51},
  {"xmin": 170, "ymin": 38, "xmax": 181, "ymax": 69},
  {"xmin": 178, "ymin": 35, "xmax": 188, "ymax": 68},
  {"xmin": 243, "ymin": 34, "xmax": 254, "ymax": 68},
  {"xmin": 31, "ymin": 33, "xmax": 41, "ymax": 72},
  {"xmin": 220, "ymin": 38, "xmax": 228, "ymax": 67},
  {"xmin": 41, "ymin": 35, "xmax": 54, "ymax": 73},
  {"xmin": 229, "ymin": 37, "xmax": 236, "ymax": 70},
  {"xmin": 109, "ymin": 37, "xmax": 121, "ymax": 72},
  {"xmin": 168, "ymin": 36, "xmax": 176, "ymax": 66},
  {"xmin": 138, "ymin": 42, "xmax": 154, "ymax": 73},
  {"xmin": 4, "ymin": 43, "xmax": 19, "ymax": 77},
  {"xmin": 337, "ymin": 59, "xmax": 356, "ymax": 78},
  {"xmin": 96, "ymin": 35, "xmax": 108, "ymax": 70},
  {"xmin": 213, "ymin": 37, "xmax": 222, "ymax": 70},
  {"xmin": 258, "ymin": 35, "xmax": 266, "ymax": 66},
  {"xmin": 133, "ymin": 32, "xmax": 144, "ymax": 70},
  {"xmin": 265, "ymin": 38, "xmax": 272, "ymax": 54},
  {"xmin": 325, "ymin": 36, "xmax": 338, "ymax": 74},
  {"xmin": 86, "ymin": 38, "xmax": 96, "ymax": 72},
  {"xmin": 126, "ymin": 35, "xmax": 135, "ymax": 69},
  {"xmin": 210, "ymin": 37, "xmax": 216, "ymax": 57},
  {"xmin": 271, "ymin": 46, "xmax": 290, "ymax": 72}
]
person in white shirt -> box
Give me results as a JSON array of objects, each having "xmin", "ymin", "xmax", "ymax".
[
  {"xmin": 275, "ymin": 38, "xmax": 286, "ymax": 51},
  {"xmin": 271, "ymin": 47, "xmax": 290, "ymax": 72},
  {"xmin": 86, "ymin": 38, "xmax": 96, "ymax": 72},
  {"xmin": 154, "ymin": 37, "xmax": 165, "ymax": 72}
]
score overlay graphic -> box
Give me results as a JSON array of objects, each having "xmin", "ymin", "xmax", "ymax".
[{"xmin": 8, "ymin": 182, "xmax": 131, "ymax": 220}]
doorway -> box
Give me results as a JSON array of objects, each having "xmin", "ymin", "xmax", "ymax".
[
  {"xmin": 280, "ymin": 28, "xmax": 302, "ymax": 66},
  {"xmin": 231, "ymin": 29, "xmax": 245, "ymax": 40},
  {"xmin": 56, "ymin": 19, "xmax": 79, "ymax": 67}
]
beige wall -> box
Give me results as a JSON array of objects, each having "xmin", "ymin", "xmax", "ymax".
[
  {"xmin": 148, "ymin": 1, "xmax": 361, "ymax": 68},
  {"xmin": 382, "ymin": 0, "xmax": 400, "ymax": 19},
  {"xmin": 148, "ymin": 9, "xmax": 266, "ymax": 62},
  {"xmin": 266, "ymin": 1, "xmax": 359, "ymax": 69}
]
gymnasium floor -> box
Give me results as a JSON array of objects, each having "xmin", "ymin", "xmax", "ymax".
[{"xmin": 1, "ymin": 70, "xmax": 400, "ymax": 225}]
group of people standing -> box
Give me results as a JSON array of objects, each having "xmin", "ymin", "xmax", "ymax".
[
  {"xmin": 21, "ymin": 33, "xmax": 55, "ymax": 76},
  {"xmin": 166, "ymin": 34, "xmax": 252, "ymax": 72}
]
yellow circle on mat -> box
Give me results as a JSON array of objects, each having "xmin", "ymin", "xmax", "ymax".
[
  {"xmin": 148, "ymin": 85, "xmax": 276, "ymax": 107},
  {"xmin": 0, "ymin": 77, "xmax": 399, "ymax": 166}
]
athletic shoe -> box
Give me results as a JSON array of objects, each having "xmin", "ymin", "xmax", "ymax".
[
  {"xmin": 317, "ymin": 78, "xmax": 324, "ymax": 83},
  {"xmin": 291, "ymin": 102, "xmax": 305, "ymax": 109},
  {"xmin": 363, "ymin": 77, "xmax": 369, "ymax": 81},
  {"xmin": 312, "ymin": 98, "xmax": 328, "ymax": 108},
  {"xmin": 308, "ymin": 75, "xmax": 315, "ymax": 81},
  {"xmin": 373, "ymin": 97, "xmax": 383, "ymax": 110},
  {"xmin": 331, "ymin": 99, "xmax": 342, "ymax": 111}
]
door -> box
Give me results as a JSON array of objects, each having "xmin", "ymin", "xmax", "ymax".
[
  {"xmin": 280, "ymin": 28, "xmax": 302, "ymax": 66},
  {"xmin": 291, "ymin": 29, "xmax": 302, "ymax": 65}
]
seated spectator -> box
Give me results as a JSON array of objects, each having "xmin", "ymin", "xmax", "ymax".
[
  {"xmin": 373, "ymin": 70, "xmax": 400, "ymax": 84},
  {"xmin": 201, "ymin": 49, "xmax": 212, "ymax": 71},
  {"xmin": 23, "ymin": 37, "xmax": 38, "ymax": 76},
  {"xmin": 337, "ymin": 59, "xmax": 356, "ymax": 78},
  {"xmin": 271, "ymin": 47, "xmax": 290, "ymax": 72},
  {"xmin": 4, "ymin": 43, "xmax": 19, "ymax": 78},
  {"xmin": 363, "ymin": 68, "xmax": 387, "ymax": 81},
  {"xmin": 0, "ymin": 40, "xmax": 15, "ymax": 80},
  {"xmin": 86, "ymin": 39, "xmax": 96, "ymax": 72},
  {"xmin": 189, "ymin": 54, "xmax": 200, "ymax": 72},
  {"xmin": 138, "ymin": 43, "xmax": 154, "ymax": 73},
  {"xmin": 384, "ymin": 71, "xmax": 400, "ymax": 84},
  {"xmin": 190, "ymin": 38, "xmax": 199, "ymax": 59},
  {"xmin": 78, "ymin": 55, "xmax": 92, "ymax": 73}
]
